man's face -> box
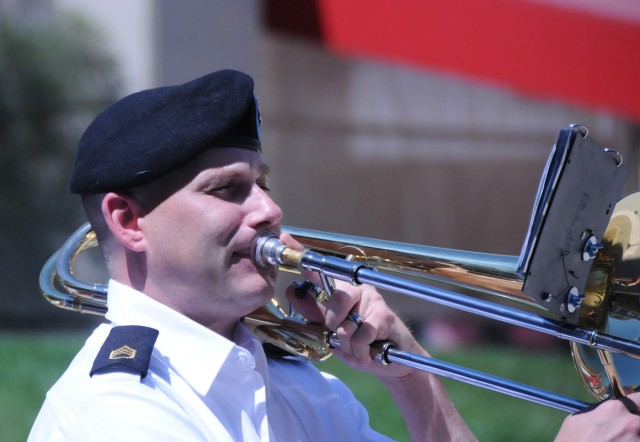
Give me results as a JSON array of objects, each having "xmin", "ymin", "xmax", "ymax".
[{"xmin": 135, "ymin": 147, "xmax": 283, "ymax": 329}]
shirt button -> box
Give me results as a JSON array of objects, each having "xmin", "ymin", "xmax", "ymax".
[{"xmin": 236, "ymin": 352, "xmax": 254, "ymax": 369}]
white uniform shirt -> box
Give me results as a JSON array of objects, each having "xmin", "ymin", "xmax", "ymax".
[{"xmin": 29, "ymin": 280, "xmax": 395, "ymax": 441}]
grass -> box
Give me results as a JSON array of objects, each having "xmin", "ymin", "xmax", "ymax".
[
  {"xmin": 0, "ymin": 332, "xmax": 86, "ymax": 442},
  {"xmin": 1, "ymin": 332, "xmax": 591, "ymax": 442},
  {"xmin": 317, "ymin": 346, "xmax": 591, "ymax": 441},
  {"xmin": 435, "ymin": 347, "xmax": 591, "ymax": 442}
]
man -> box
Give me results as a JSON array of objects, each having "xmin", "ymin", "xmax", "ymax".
[{"xmin": 29, "ymin": 70, "xmax": 640, "ymax": 441}]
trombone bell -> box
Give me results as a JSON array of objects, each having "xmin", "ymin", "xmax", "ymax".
[{"xmin": 571, "ymin": 192, "xmax": 640, "ymax": 401}]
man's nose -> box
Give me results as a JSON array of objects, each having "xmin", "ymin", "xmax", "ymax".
[{"xmin": 247, "ymin": 186, "xmax": 283, "ymax": 228}]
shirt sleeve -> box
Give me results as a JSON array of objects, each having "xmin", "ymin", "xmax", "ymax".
[
  {"xmin": 320, "ymin": 370, "xmax": 397, "ymax": 442},
  {"xmin": 28, "ymin": 401, "xmax": 64, "ymax": 442},
  {"xmin": 268, "ymin": 357, "xmax": 397, "ymax": 442},
  {"xmin": 28, "ymin": 373, "xmax": 212, "ymax": 442}
]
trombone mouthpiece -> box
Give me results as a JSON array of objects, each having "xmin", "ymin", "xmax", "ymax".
[
  {"xmin": 252, "ymin": 232, "xmax": 304, "ymax": 268},
  {"xmin": 252, "ymin": 232, "xmax": 286, "ymax": 268}
]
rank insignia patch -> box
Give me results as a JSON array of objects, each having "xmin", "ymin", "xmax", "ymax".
[{"xmin": 90, "ymin": 326, "xmax": 159, "ymax": 379}]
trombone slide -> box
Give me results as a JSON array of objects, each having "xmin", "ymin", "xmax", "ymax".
[{"xmin": 254, "ymin": 232, "xmax": 640, "ymax": 412}]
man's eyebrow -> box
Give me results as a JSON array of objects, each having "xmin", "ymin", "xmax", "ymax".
[{"xmin": 259, "ymin": 164, "xmax": 271, "ymax": 175}]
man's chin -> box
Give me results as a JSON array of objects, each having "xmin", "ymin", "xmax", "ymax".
[
  {"xmin": 256, "ymin": 265, "xmax": 278, "ymax": 287},
  {"xmin": 247, "ymin": 276, "xmax": 276, "ymax": 302}
]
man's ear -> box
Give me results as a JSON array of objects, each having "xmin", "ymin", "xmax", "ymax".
[{"xmin": 102, "ymin": 192, "xmax": 147, "ymax": 252}]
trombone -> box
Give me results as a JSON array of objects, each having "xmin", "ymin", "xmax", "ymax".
[
  {"xmin": 40, "ymin": 204, "xmax": 640, "ymax": 414},
  {"xmin": 39, "ymin": 126, "xmax": 640, "ymax": 414}
]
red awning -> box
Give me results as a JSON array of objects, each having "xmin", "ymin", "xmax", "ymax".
[{"xmin": 316, "ymin": 0, "xmax": 640, "ymax": 123}]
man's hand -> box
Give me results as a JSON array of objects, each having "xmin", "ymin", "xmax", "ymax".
[
  {"xmin": 285, "ymin": 277, "xmax": 425, "ymax": 379},
  {"xmin": 279, "ymin": 232, "xmax": 425, "ymax": 378},
  {"xmin": 555, "ymin": 392, "xmax": 640, "ymax": 442},
  {"xmin": 279, "ymin": 233, "xmax": 476, "ymax": 441}
]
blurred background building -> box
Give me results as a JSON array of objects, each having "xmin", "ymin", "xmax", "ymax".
[{"xmin": 2, "ymin": 0, "xmax": 639, "ymax": 341}]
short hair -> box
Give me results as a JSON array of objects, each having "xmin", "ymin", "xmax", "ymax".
[{"xmin": 80, "ymin": 193, "xmax": 115, "ymax": 268}]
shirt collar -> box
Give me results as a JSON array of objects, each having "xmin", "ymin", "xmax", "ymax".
[{"xmin": 104, "ymin": 279, "xmax": 264, "ymax": 395}]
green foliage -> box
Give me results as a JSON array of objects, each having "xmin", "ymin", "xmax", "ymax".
[
  {"xmin": 0, "ymin": 9, "xmax": 119, "ymax": 217},
  {"xmin": 1, "ymin": 333, "xmax": 593, "ymax": 442},
  {"xmin": 435, "ymin": 347, "xmax": 591, "ymax": 442},
  {"xmin": 0, "ymin": 332, "xmax": 86, "ymax": 441},
  {"xmin": 0, "ymin": 8, "xmax": 120, "ymax": 326},
  {"xmin": 318, "ymin": 346, "xmax": 592, "ymax": 442}
]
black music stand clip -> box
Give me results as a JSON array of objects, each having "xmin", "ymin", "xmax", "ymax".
[{"xmin": 517, "ymin": 125, "xmax": 627, "ymax": 322}]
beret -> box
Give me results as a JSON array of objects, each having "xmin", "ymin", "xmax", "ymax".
[{"xmin": 69, "ymin": 69, "xmax": 261, "ymax": 194}]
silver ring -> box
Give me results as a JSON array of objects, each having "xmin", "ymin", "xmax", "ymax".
[{"xmin": 347, "ymin": 311, "xmax": 363, "ymax": 328}]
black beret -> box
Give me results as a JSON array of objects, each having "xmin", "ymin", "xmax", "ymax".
[{"xmin": 69, "ymin": 69, "xmax": 261, "ymax": 194}]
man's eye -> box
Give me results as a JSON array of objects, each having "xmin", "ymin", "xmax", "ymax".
[
  {"xmin": 259, "ymin": 183, "xmax": 271, "ymax": 192},
  {"xmin": 206, "ymin": 184, "xmax": 241, "ymax": 197},
  {"xmin": 207, "ymin": 185, "xmax": 232, "ymax": 195},
  {"xmin": 206, "ymin": 182, "xmax": 253, "ymax": 200}
]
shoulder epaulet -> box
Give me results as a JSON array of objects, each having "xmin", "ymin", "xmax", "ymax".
[{"xmin": 90, "ymin": 325, "xmax": 159, "ymax": 379}]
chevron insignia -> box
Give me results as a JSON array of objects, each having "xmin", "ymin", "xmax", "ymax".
[{"xmin": 109, "ymin": 345, "xmax": 137, "ymax": 360}]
